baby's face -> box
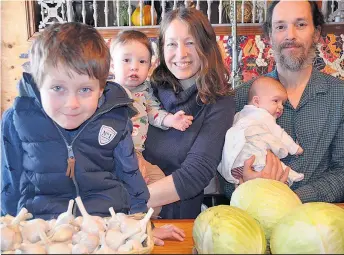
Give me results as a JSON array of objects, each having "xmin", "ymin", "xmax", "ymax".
[
  {"xmin": 257, "ymin": 86, "xmax": 287, "ymax": 119},
  {"xmin": 39, "ymin": 65, "xmax": 103, "ymax": 130},
  {"xmin": 112, "ymin": 41, "xmax": 151, "ymax": 90}
]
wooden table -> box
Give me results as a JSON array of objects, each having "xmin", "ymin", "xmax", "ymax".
[
  {"xmin": 152, "ymin": 219, "xmax": 195, "ymax": 254},
  {"xmin": 151, "ymin": 203, "xmax": 344, "ymax": 254}
]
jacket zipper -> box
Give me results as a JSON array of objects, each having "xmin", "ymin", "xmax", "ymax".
[{"xmin": 49, "ymin": 102, "xmax": 130, "ymax": 216}]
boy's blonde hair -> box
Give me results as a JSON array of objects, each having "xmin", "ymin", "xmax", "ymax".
[
  {"xmin": 110, "ymin": 30, "xmax": 153, "ymax": 61},
  {"xmin": 30, "ymin": 22, "xmax": 110, "ymax": 89}
]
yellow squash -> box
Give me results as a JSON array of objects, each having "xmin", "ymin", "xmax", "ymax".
[{"xmin": 131, "ymin": 5, "xmax": 157, "ymax": 26}]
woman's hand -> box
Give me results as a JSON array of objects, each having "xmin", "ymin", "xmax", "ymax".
[
  {"xmin": 152, "ymin": 224, "xmax": 186, "ymax": 246},
  {"xmin": 239, "ymin": 150, "xmax": 290, "ymax": 184}
]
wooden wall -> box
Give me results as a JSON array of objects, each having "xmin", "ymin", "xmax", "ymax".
[{"xmin": 1, "ymin": 1, "xmax": 32, "ymax": 113}]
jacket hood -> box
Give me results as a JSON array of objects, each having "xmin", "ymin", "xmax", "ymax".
[{"xmin": 18, "ymin": 72, "xmax": 42, "ymax": 104}]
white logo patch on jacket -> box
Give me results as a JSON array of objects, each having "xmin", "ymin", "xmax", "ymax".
[{"xmin": 98, "ymin": 125, "xmax": 117, "ymax": 146}]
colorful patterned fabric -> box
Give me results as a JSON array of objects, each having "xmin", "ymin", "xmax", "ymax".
[{"xmin": 221, "ymin": 34, "xmax": 344, "ymax": 81}]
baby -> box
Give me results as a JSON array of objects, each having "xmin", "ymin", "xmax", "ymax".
[
  {"xmin": 218, "ymin": 76, "xmax": 304, "ymax": 186},
  {"xmin": 110, "ymin": 30, "xmax": 193, "ymax": 216}
]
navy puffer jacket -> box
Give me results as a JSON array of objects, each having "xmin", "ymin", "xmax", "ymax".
[{"xmin": 1, "ymin": 73, "xmax": 149, "ymax": 219}]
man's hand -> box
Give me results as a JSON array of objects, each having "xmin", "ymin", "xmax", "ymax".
[
  {"xmin": 239, "ymin": 150, "xmax": 290, "ymax": 184},
  {"xmin": 152, "ymin": 224, "xmax": 186, "ymax": 246}
]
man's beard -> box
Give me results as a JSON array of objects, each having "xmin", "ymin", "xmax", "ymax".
[{"xmin": 272, "ymin": 36, "xmax": 317, "ymax": 72}]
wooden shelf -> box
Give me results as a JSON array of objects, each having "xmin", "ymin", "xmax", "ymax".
[
  {"xmin": 27, "ymin": 22, "xmax": 344, "ymax": 41},
  {"xmin": 25, "ymin": 0, "xmax": 344, "ymax": 41},
  {"xmin": 98, "ymin": 22, "xmax": 344, "ymax": 39}
]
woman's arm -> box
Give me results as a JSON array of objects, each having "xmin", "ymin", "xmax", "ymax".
[{"xmin": 147, "ymin": 175, "xmax": 179, "ymax": 208}]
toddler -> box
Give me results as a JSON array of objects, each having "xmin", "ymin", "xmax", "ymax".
[{"xmin": 110, "ymin": 30, "xmax": 193, "ymax": 216}]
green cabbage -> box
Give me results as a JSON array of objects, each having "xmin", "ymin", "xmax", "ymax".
[
  {"xmin": 193, "ymin": 205, "xmax": 266, "ymax": 254},
  {"xmin": 271, "ymin": 202, "xmax": 344, "ymax": 254},
  {"xmin": 230, "ymin": 178, "xmax": 302, "ymax": 241}
]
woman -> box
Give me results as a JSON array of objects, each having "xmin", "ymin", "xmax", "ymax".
[{"xmin": 143, "ymin": 7, "xmax": 235, "ymax": 220}]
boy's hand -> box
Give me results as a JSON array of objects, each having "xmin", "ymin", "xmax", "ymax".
[
  {"xmin": 163, "ymin": 111, "xmax": 193, "ymax": 131},
  {"xmin": 152, "ymin": 224, "xmax": 186, "ymax": 246},
  {"xmin": 295, "ymin": 146, "xmax": 304, "ymax": 155}
]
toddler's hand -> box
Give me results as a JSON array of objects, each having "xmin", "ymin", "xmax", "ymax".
[
  {"xmin": 296, "ymin": 147, "xmax": 304, "ymax": 155},
  {"xmin": 171, "ymin": 110, "xmax": 193, "ymax": 131},
  {"xmin": 152, "ymin": 224, "xmax": 186, "ymax": 246}
]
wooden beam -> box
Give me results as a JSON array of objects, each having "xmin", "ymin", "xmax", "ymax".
[
  {"xmin": 25, "ymin": 1, "xmax": 37, "ymax": 41},
  {"xmin": 27, "ymin": 22, "xmax": 344, "ymax": 41}
]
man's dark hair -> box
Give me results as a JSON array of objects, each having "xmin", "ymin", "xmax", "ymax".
[{"xmin": 262, "ymin": 1, "xmax": 325, "ymax": 38}]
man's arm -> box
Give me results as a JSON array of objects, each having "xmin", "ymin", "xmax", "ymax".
[
  {"xmin": 1, "ymin": 109, "xmax": 23, "ymax": 216},
  {"xmin": 113, "ymin": 118, "xmax": 150, "ymax": 213},
  {"xmin": 294, "ymin": 117, "xmax": 344, "ymax": 203}
]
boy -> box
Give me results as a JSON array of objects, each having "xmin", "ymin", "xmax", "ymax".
[
  {"xmin": 109, "ymin": 30, "xmax": 193, "ymax": 212},
  {"xmin": 218, "ymin": 77, "xmax": 304, "ymax": 186},
  {"xmin": 1, "ymin": 22, "xmax": 149, "ymax": 219}
]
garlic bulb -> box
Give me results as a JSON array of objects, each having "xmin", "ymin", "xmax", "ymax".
[
  {"xmin": 119, "ymin": 208, "xmax": 154, "ymax": 235},
  {"xmin": 15, "ymin": 242, "xmax": 46, "ymax": 254},
  {"xmin": 118, "ymin": 237, "xmax": 146, "ymax": 252},
  {"xmin": 117, "ymin": 241, "xmax": 133, "ymax": 252},
  {"xmin": 123, "ymin": 208, "xmax": 154, "ymax": 242},
  {"xmin": 72, "ymin": 231, "xmax": 99, "ymax": 253},
  {"xmin": 46, "ymin": 243, "xmax": 72, "ymax": 254},
  {"xmin": 47, "ymin": 219, "xmax": 56, "ymax": 231},
  {"xmin": 0, "ymin": 215, "xmax": 15, "ymax": 225},
  {"xmin": 94, "ymin": 231, "xmax": 115, "ymax": 254},
  {"xmin": 48, "ymin": 224, "xmax": 75, "ymax": 242},
  {"xmin": 1, "ymin": 225, "xmax": 16, "ymax": 252},
  {"xmin": 21, "ymin": 219, "xmax": 49, "ymax": 243},
  {"xmin": 1, "ymin": 208, "xmax": 29, "ymax": 251},
  {"xmin": 75, "ymin": 197, "xmax": 105, "ymax": 236},
  {"xmin": 39, "ymin": 230, "xmax": 72, "ymax": 254},
  {"xmin": 55, "ymin": 200, "xmax": 75, "ymax": 227},
  {"xmin": 105, "ymin": 227, "xmax": 140, "ymax": 251},
  {"xmin": 71, "ymin": 243, "xmax": 89, "ymax": 254},
  {"xmin": 72, "ymin": 216, "xmax": 83, "ymax": 229},
  {"xmin": 106, "ymin": 207, "xmax": 120, "ymax": 231}
]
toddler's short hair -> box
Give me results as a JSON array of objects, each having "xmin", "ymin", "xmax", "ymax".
[
  {"xmin": 30, "ymin": 22, "xmax": 110, "ymax": 89},
  {"xmin": 110, "ymin": 30, "xmax": 153, "ymax": 61}
]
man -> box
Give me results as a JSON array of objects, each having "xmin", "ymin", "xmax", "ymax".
[{"xmin": 221, "ymin": 0, "xmax": 344, "ymax": 203}]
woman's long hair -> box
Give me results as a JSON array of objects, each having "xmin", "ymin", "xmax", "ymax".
[{"xmin": 151, "ymin": 7, "xmax": 233, "ymax": 104}]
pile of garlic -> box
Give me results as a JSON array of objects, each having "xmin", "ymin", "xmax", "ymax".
[{"xmin": 1, "ymin": 196, "xmax": 154, "ymax": 254}]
